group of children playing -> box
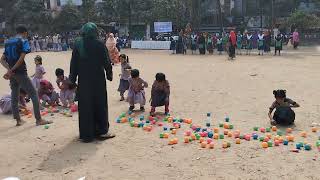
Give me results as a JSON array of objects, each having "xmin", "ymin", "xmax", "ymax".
[
  {"xmin": 118, "ymin": 53, "xmax": 299, "ymax": 126},
  {"xmin": 31, "ymin": 55, "xmax": 76, "ymax": 107},
  {"xmin": 0, "ymin": 55, "xmax": 76, "ymax": 115},
  {"xmin": 0, "ymin": 53, "xmax": 300, "ymax": 127},
  {"xmin": 117, "ymin": 54, "xmax": 170, "ymax": 116}
]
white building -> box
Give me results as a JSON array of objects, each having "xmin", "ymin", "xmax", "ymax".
[{"xmin": 45, "ymin": 0, "xmax": 102, "ymax": 10}]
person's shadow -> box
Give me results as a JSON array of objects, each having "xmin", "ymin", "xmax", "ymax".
[{"xmin": 38, "ymin": 138, "xmax": 98, "ymax": 173}]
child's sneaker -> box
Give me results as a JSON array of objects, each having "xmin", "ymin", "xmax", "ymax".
[
  {"xmin": 129, "ymin": 106, "xmax": 134, "ymax": 111},
  {"xmin": 140, "ymin": 106, "xmax": 145, "ymax": 112},
  {"xmin": 120, "ymin": 96, "xmax": 125, "ymax": 101},
  {"xmin": 165, "ymin": 111, "xmax": 169, "ymax": 116}
]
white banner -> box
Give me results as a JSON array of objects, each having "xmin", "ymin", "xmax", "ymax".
[{"xmin": 154, "ymin": 22, "xmax": 172, "ymax": 33}]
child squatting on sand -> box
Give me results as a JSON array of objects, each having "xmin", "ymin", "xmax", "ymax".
[{"xmin": 268, "ymin": 90, "xmax": 300, "ymax": 126}]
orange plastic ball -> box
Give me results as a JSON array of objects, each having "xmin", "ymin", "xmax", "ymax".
[
  {"xmin": 262, "ymin": 142, "xmax": 268, "ymax": 148},
  {"xmin": 272, "ymin": 126, "xmax": 277, "ymax": 132}
]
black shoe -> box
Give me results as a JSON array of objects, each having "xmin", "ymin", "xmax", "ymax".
[
  {"xmin": 129, "ymin": 106, "xmax": 134, "ymax": 111},
  {"xmin": 140, "ymin": 106, "xmax": 145, "ymax": 112}
]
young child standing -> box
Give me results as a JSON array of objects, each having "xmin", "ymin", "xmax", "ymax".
[
  {"xmin": 127, "ymin": 69, "xmax": 148, "ymax": 111},
  {"xmin": 268, "ymin": 90, "xmax": 300, "ymax": 126},
  {"xmin": 118, "ymin": 54, "xmax": 132, "ymax": 101},
  {"xmin": 55, "ymin": 68, "xmax": 75, "ymax": 107},
  {"xmin": 236, "ymin": 32, "xmax": 243, "ymax": 55},
  {"xmin": 257, "ymin": 31, "xmax": 264, "ymax": 56},
  {"xmin": 217, "ymin": 34, "xmax": 224, "ymax": 55},
  {"xmin": 38, "ymin": 79, "xmax": 59, "ymax": 106},
  {"xmin": 150, "ymin": 73, "xmax": 170, "ymax": 116},
  {"xmin": 31, "ymin": 55, "xmax": 45, "ymax": 90},
  {"xmin": 246, "ymin": 32, "xmax": 253, "ymax": 55},
  {"xmin": 274, "ymin": 33, "xmax": 283, "ymax": 56}
]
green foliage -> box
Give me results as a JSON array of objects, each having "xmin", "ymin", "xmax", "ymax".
[
  {"xmin": 7, "ymin": 0, "xmax": 51, "ymax": 32},
  {"xmin": 287, "ymin": 10, "xmax": 320, "ymax": 30},
  {"xmin": 52, "ymin": 2, "xmax": 82, "ymax": 32}
]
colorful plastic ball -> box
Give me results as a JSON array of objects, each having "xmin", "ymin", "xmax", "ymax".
[
  {"xmin": 44, "ymin": 125, "xmax": 49, "ymax": 129},
  {"xmin": 244, "ymin": 134, "xmax": 251, "ymax": 141},
  {"xmin": 283, "ymin": 140, "xmax": 289, "ymax": 145},
  {"xmin": 202, "ymin": 128, "xmax": 208, "ymax": 132},
  {"xmin": 160, "ymin": 133, "xmax": 164, "ymax": 138},
  {"xmin": 191, "ymin": 134, "xmax": 196, "ymax": 140},
  {"xmin": 213, "ymin": 128, "xmax": 219, "ymax": 133},
  {"xmin": 207, "ymin": 139, "xmax": 213, "ymax": 144},
  {"xmin": 266, "ymin": 127, "xmax": 271, "ymax": 132},
  {"xmin": 196, "ymin": 127, "xmax": 201, "ymax": 132},
  {"xmin": 185, "ymin": 130, "xmax": 192, "ymax": 136},
  {"xmin": 253, "ymin": 127, "xmax": 259, "ymax": 131},
  {"xmin": 304, "ymin": 144, "xmax": 312, "ymax": 151},
  {"xmin": 274, "ymin": 140, "xmax": 280, "ymax": 146},
  {"xmin": 224, "ymin": 130, "xmax": 229, "ymax": 135},
  {"xmin": 252, "ymin": 134, "xmax": 259, "ymax": 140},
  {"xmin": 300, "ymin": 131, "xmax": 307, "ymax": 138},
  {"xmin": 239, "ymin": 135, "xmax": 244, "ymax": 139},
  {"xmin": 262, "ymin": 142, "xmax": 268, "ymax": 148},
  {"xmin": 227, "ymin": 132, "xmax": 233, "ymax": 137},
  {"xmin": 259, "ymin": 136, "xmax": 265, "ymax": 142},
  {"xmin": 199, "ymin": 137, "xmax": 205, "ymax": 143},
  {"xmin": 219, "ymin": 123, "xmax": 224, "ymax": 127},
  {"xmin": 222, "ymin": 142, "xmax": 228, "ymax": 148},
  {"xmin": 296, "ymin": 143, "xmax": 302, "ymax": 149},
  {"xmin": 277, "ymin": 131, "xmax": 283, "ymax": 136},
  {"xmin": 184, "ymin": 137, "xmax": 190, "ymax": 143},
  {"xmin": 225, "ymin": 117, "xmax": 230, "ymax": 122},
  {"xmin": 171, "ymin": 129, "xmax": 177, "ymax": 135},
  {"xmin": 208, "ymin": 132, "xmax": 214, "ymax": 138},
  {"xmin": 163, "ymin": 127, "xmax": 168, "ymax": 131},
  {"xmin": 312, "ymin": 127, "xmax": 317, "ymax": 133},
  {"xmin": 272, "ymin": 126, "xmax": 277, "ymax": 132},
  {"xmin": 260, "ymin": 127, "xmax": 266, "ymax": 133},
  {"xmin": 201, "ymin": 142, "xmax": 207, "ymax": 148},
  {"xmin": 163, "ymin": 133, "xmax": 169, "ymax": 139},
  {"xmin": 229, "ymin": 125, "xmax": 234, "ymax": 129},
  {"xmin": 286, "ymin": 128, "xmax": 293, "ymax": 133},
  {"xmin": 209, "ymin": 142, "xmax": 214, "ymax": 149},
  {"xmin": 235, "ymin": 138, "xmax": 241, "ymax": 144},
  {"xmin": 267, "ymin": 141, "xmax": 273, "ymax": 147},
  {"xmin": 223, "ymin": 123, "xmax": 229, "ymax": 129},
  {"xmin": 219, "ymin": 134, "xmax": 225, "ymax": 139},
  {"xmin": 213, "ymin": 133, "xmax": 219, "ymax": 139}
]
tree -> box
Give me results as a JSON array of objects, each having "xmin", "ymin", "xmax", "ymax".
[
  {"xmin": 52, "ymin": 2, "xmax": 82, "ymax": 32},
  {"xmin": 82, "ymin": 0, "xmax": 97, "ymax": 22},
  {"xmin": 8, "ymin": 0, "xmax": 51, "ymax": 32},
  {"xmin": 287, "ymin": 10, "xmax": 320, "ymax": 31}
]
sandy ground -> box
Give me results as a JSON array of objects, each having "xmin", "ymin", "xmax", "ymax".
[{"xmin": 0, "ymin": 47, "xmax": 320, "ymax": 180}]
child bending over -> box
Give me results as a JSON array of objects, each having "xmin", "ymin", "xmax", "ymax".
[
  {"xmin": 55, "ymin": 68, "xmax": 76, "ymax": 107},
  {"xmin": 127, "ymin": 69, "xmax": 148, "ymax": 112},
  {"xmin": 150, "ymin": 73, "xmax": 170, "ymax": 116},
  {"xmin": 268, "ymin": 90, "xmax": 300, "ymax": 125},
  {"xmin": 38, "ymin": 79, "xmax": 59, "ymax": 106}
]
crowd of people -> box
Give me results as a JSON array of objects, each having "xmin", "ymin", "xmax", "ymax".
[{"xmin": 171, "ymin": 29, "xmax": 300, "ymax": 59}]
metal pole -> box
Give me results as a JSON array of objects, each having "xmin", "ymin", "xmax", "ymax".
[
  {"xmin": 271, "ymin": 0, "xmax": 274, "ymax": 28},
  {"xmin": 260, "ymin": 0, "xmax": 263, "ymax": 28},
  {"xmin": 217, "ymin": 0, "xmax": 223, "ymax": 33}
]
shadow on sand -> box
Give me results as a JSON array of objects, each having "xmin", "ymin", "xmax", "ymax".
[{"xmin": 38, "ymin": 137, "xmax": 98, "ymax": 173}]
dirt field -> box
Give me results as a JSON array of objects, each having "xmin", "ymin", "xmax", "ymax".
[{"xmin": 0, "ymin": 47, "xmax": 320, "ymax": 180}]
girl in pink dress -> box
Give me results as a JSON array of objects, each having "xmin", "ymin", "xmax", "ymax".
[{"xmin": 106, "ymin": 33, "xmax": 120, "ymax": 65}]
